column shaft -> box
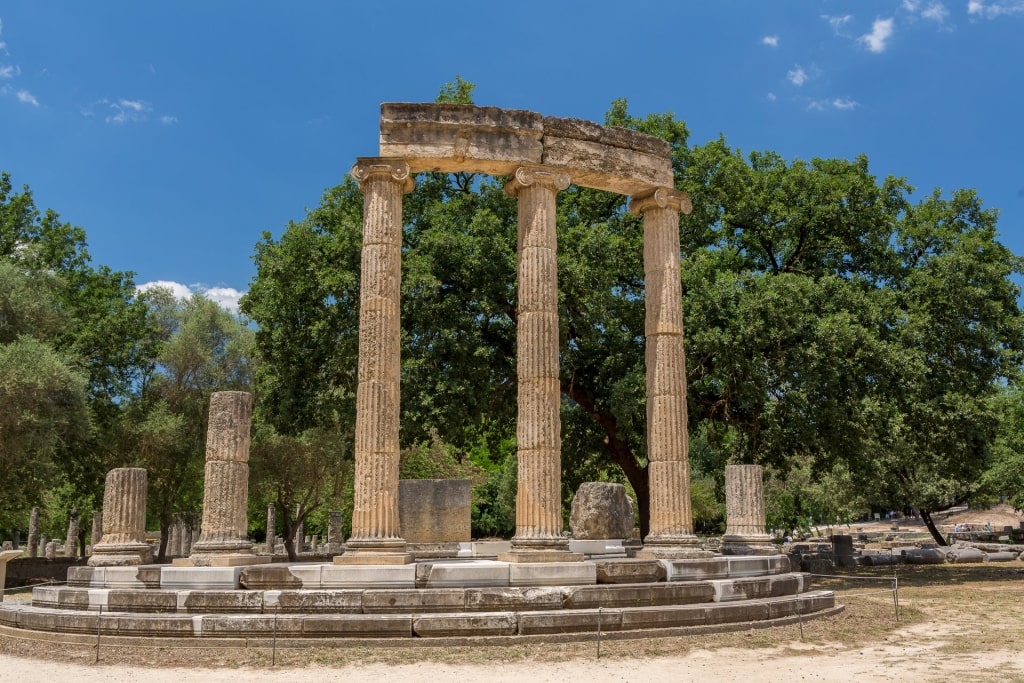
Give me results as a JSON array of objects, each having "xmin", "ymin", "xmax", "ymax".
[
  {"xmin": 338, "ymin": 158, "xmax": 414, "ymax": 564},
  {"xmin": 722, "ymin": 464, "xmax": 775, "ymax": 554},
  {"xmin": 190, "ymin": 391, "xmax": 255, "ymax": 564},
  {"xmin": 630, "ymin": 188, "xmax": 709, "ymax": 558},
  {"xmin": 504, "ymin": 166, "xmax": 574, "ymax": 557},
  {"xmin": 89, "ymin": 468, "xmax": 151, "ymax": 566}
]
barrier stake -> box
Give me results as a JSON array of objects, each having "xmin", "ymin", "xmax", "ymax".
[
  {"xmin": 94, "ymin": 605, "xmax": 102, "ymax": 663},
  {"xmin": 596, "ymin": 606, "xmax": 602, "ymax": 659}
]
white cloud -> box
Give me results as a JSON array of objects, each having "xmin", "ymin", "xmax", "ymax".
[
  {"xmin": 137, "ymin": 281, "xmax": 245, "ymax": 314},
  {"xmin": 16, "ymin": 89, "xmax": 38, "ymax": 106},
  {"xmin": 105, "ymin": 98, "xmax": 152, "ymax": 124},
  {"xmin": 859, "ymin": 18, "xmax": 895, "ymax": 52},
  {"xmin": 823, "ymin": 14, "xmax": 854, "ymax": 34},
  {"xmin": 160, "ymin": 114, "xmax": 178, "ymax": 125},
  {"xmin": 767, "ymin": 92, "xmax": 777, "ymax": 102},
  {"xmin": 762, "ymin": 35, "xmax": 779, "ymax": 47},
  {"xmin": 807, "ymin": 98, "xmax": 861, "ymax": 111},
  {"xmin": 203, "ymin": 287, "xmax": 245, "ymax": 313},
  {"xmin": 922, "ymin": 2, "xmax": 950, "ymax": 21},
  {"xmin": 968, "ymin": 0, "xmax": 1024, "ymax": 17},
  {"xmin": 0, "ymin": 64, "xmax": 18, "ymax": 79},
  {"xmin": 903, "ymin": 0, "xmax": 921, "ymax": 9},
  {"xmin": 787, "ymin": 65, "xmax": 809, "ymax": 86}
]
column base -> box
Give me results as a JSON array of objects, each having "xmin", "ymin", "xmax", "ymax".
[
  {"xmin": 636, "ymin": 534, "xmax": 713, "ymax": 559},
  {"xmin": 497, "ymin": 550, "xmax": 584, "ymax": 563},
  {"xmin": 88, "ymin": 543, "xmax": 153, "ymax": 567},
  {"xmin": 335, "ymin": 538, "xmax": 412, "ymax": 565},
  {"xmin": 333, "ymin": 551, "xmax": 413, "ymax": 565},
  {"xmin": 179, "ymin": 554, "xmax": 272, "ymax": 567},
  {"xmin": 720, "ymin": 534, "xmax": 778, "ymax": 556}
]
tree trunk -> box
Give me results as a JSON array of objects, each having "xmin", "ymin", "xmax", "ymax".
[
  {"xmin": 919, "ymin": 509, "xmax": 949, "ymax": 546},
  {"xmin": 561, "ymin": 379, "xmax": 651, "ymax": 538}
]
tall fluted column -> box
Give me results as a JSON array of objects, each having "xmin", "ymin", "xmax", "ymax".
[
  {"xmin": 630, "ymin": 188, "xmax": 710, "ymax": 559},
  {"xmin": 721, "ymin": 464, "xmax": 775, "ymax": 554},
  {"xmin": 190, "ymin": 391, "xmax": 257, "ymax": 566},
  {"xmin": 337, "ymin": 157, "xmax": 414, "ymax": 565},
  {"xmin": 499, "ymin": 165, "xmax": 579, "ymax": 562},
  {"xmin": 89, "ymin": 468, "xmax": 151, "ymax": 566}
]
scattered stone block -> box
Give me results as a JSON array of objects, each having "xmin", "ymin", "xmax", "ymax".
[{"xmin": 569, "ymin": 482, "xmax": 634, "ymax": 540}]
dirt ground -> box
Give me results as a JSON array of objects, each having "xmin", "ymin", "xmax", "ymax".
[
  {"xmin": 847, "ymin": 503, "xmax": 1024, "ymax": 536},
  {"xmin": 1, "ymin": 562, "xmax": 1022, "ymax": 683}
]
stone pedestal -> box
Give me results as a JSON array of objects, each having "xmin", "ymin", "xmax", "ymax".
[
  {"xmin": 338, "ymin": 158, "xmax": 414, "ymax": 566},
  {"xmin": 630, "ymin": 189, "xmax": 710, "ymax": 560},
  {"xmin": 190, "ymin": 392, "xmax": 257, "ymax": 566},
  {"xmin": 500, "ymin": 165, "xmax": 579, "ymax": 563},
  {"xmin": 27, "ymin": 507, "xmax": 39, "ymax": 559},
  {"xmin": 721, "ymin": 464, "xmax": 775, "ymax": 555},
  {"xmin": 89, "ymin": 468, "xmax": 152, "ymax": 566}
]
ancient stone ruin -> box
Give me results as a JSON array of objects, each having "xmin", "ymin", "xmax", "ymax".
[{"xmin": 0, "ymin": 103, "xmax": 842, "ymax": 644}]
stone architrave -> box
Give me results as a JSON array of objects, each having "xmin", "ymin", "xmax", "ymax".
[
  {"xmin": 27, "ymin": 507, "xmax": 40, "ymax": 559},
  {"xmin": 337, "ymin": 158, "xmax": 415, "ymax": 566},
  {"xmin": 630, "ymin": 188, "xmax": 710, "ymax": 560},
  {"xmin": 90, "ymin": 511, "xmax": 102, "ymax": 556},
  {"xmin": 721, "ymin": 464, "xmax": 775, "ymax": 555},
  {"xmin": 500, "ymin": 165, "xmax": 579, "ymax": 563},
  {"xmin": 265, "ymin": 504, "xmax": 276, "ymax": 555},
  {"xmin": 327, "ymin": 511, "xmax": 344, "ymax": 555},
  {"xmin": 89, "ymin": 468, "xmax": 151, "ymax": 566},
  {"xmin": 570, "ymin": 482, "xmax": 635, "ymax": 540},
  {"xmin": 64, "ymin": 508, "xmax": 80, "ymax": 558},
  {"xmin": 190, "ymin": 391, "xmax": 257, "ymax": 566}
]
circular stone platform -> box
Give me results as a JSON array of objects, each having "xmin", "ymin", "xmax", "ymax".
[{"xmin": 0, "ymin": 556, "xmax": 840, "ymax": 644}]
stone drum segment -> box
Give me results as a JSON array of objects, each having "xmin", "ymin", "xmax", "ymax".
[
  {"xmin": 89, "ymin": 468, "xmax": 151, "ymax": 567},
  {"xmin": 190, "ymin": 391, "xmax": 256, "ymax": 566},
  {"xmin": 721, "ymin": 464, "xmax": 775, "ymax": 555}
]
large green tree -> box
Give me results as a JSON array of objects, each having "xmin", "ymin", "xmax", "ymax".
[{"xmin": 1, "ymin": 172, "xmax": 157, "ymax": 537}]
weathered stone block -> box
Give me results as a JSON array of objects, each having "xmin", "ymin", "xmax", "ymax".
[
  {"xmin": 570, "ymin": 483, "xmax": 634, "ymax": 540},
  {"xmin": 301, "ymin": 614, "xmax": 413, "ymax": 637},
  {"xmin": 620, "ymin": 604, "xmax": 706, "ymax": 630},
  {"xmin": 563, "ymin": 584, "xmax": 651, "ymax": 609},
  {"xmin": 464, "ymin": 586, "xmax": 564, "ymax": 612},
  {"xmin": 413, "ymin": 612, "xmax": 519, "ymax": 637},
  {"xmin": 508, "ymin": 561, "xmax": 596, "ymax": 587},
  {"xmin": 362, "ymin": 588, "xmax": 465, "ymax": 613},
  {"xmin": 269, "ymin": 590, "xmax": 362, "ymax": 613},
  {"xmin": 398, "ymin": 479, "xmax": 471, "ymax": 544},
  {"xmin": 594, "ymin": 558, "xmax": 666, "ymax": 584},
  {"xmin": 179, "ymin": 590, "xmax": 263, "ymax": 613},
  {"xmin": 518, "ymin": 607, "xmax": 623, "ymax": 635}
]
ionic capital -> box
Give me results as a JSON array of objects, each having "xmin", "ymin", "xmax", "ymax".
[
  {"xmin": 504, "ymin": 165, "xmax": 571, "ymax": 198},
  {"xmin": 351, "ymin": 157, "xmax": 416, "ymax": 193},
  {"xmin": 629, "ymin": 187, "xmax": 693, "ymax": 216}
]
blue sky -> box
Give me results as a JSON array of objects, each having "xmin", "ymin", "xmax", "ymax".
[{"xmin": 2, "ymin": 1, "xmax": 1023, "ymax": 312}]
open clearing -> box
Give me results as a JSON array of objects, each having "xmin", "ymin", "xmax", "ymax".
[{"xmin": 1, "ymin": 562, "xmax": 1022, "ymax": 682}]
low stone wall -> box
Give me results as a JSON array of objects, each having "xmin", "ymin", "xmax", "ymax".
[{"xmin": 4, "ymin": 557, "xmax": 86, "ymax": 587}]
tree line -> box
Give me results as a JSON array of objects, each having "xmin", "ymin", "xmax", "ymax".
[{"xmin": 3, "ymin": 83, "xmax": 1023, "ymax": 550}]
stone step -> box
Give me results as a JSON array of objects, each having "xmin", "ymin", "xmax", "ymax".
[
  {"xmin": 32, "ymin": 573, "xmax": 812, "ymax": 614},
  {"xmin": 0, "ymin": 590, "xmax": 837, "ymax": 640}
]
